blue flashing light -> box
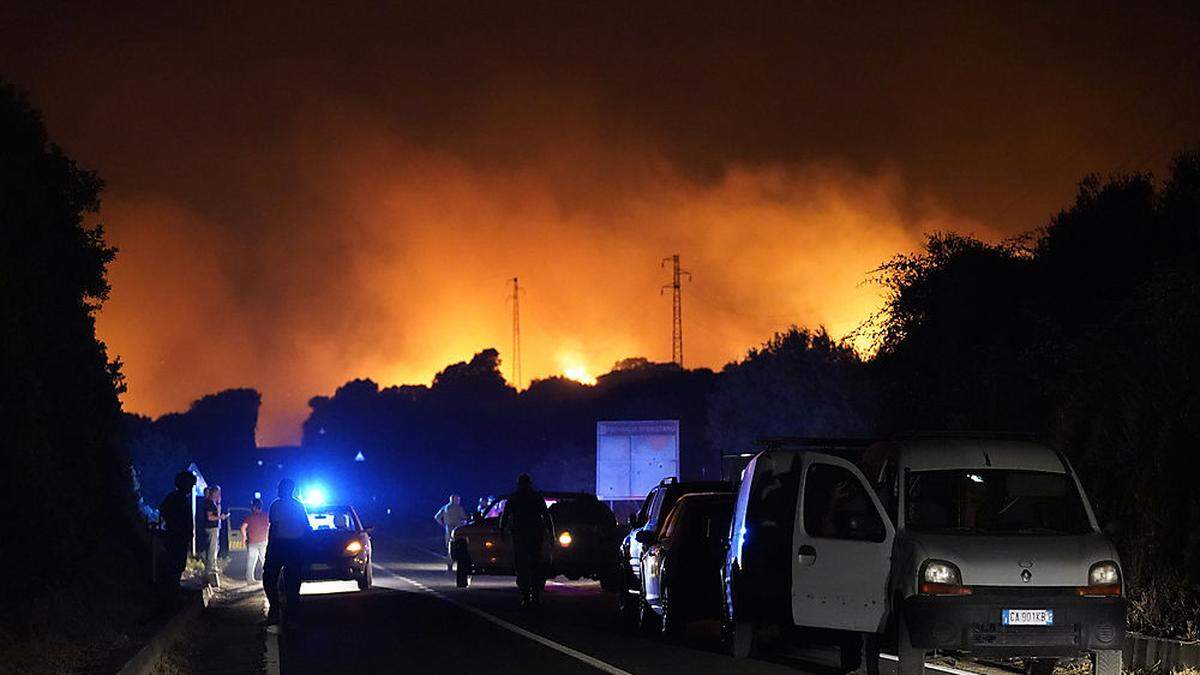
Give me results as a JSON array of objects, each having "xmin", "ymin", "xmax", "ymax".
[
  {"xmin": 254, "ymin": 491, "xmax": 262, "ymax": 500},
  {"xmin": 300, "ymin": 485, "xmax": 328, "ymax": 507},
  {"xmin": 354, "ymin": 450, "xmax": 366, "ymax": 462},
  {"xmin": 256, "ymin": 459, "xmax": 264, "ymax": 466}
]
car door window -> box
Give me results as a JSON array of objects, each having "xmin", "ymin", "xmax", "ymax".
[
  {"xmin": 646, "ymin": 489, "xmax": 667, "ymax": 530},
  {"xmin": 485, "ymin": 499, "xmax": 506, "ymax": 519},
  {"xmin": 660, "ymin": 503, "xmax": 684, "ymax": 539},
  {"xmin": 803, "ymin": 463, "xmax": 886, "ymax": 542}
]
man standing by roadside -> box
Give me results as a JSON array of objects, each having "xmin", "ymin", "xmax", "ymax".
[
  {"xmin": 434, "ymin": 494, "xmax": 468, "ymax": 571},
  {"xmin": 203, "ymin": 485, "xmax": 228, "ymax": 578},
  {"xmin": 158, "ymin": 470, "xmax": 197, "ymax": 594},
  {"xmin": 264, "ymin": 478, "xmax": 309, "ymax": 626},
  {"xmin": 240, "ymin": 498, "xmax": 269, "ymax": 582},
  {"xmin": 500, "ymin": 474, "xmax": 552, "ymax": 608}
]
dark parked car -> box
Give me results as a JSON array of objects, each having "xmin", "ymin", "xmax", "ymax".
[
  {"xmin": 616, "ymin": 478, "xmax": 731, "ymax": 625},
  {"xmin": 300, "ymin": 504, "xmax": 373, "ymax": 590},
  {"xmin": 452, "ymin": 492, "xmax": 619, "ymax": 588},
  {"xmin": 636, "ymin": 492, "xmax": 734, "ymax": 637}
]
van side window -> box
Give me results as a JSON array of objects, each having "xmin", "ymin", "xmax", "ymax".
[
  {"xmin": 804, "ymin": 463, "xmax": 886, "ymax": 543},
  {"xmin": 646, "ymin": 489, "xmax": 667, "ymax": 530}
]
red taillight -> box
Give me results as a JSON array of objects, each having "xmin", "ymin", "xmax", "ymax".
[
  {"xmin": 919, "ymin": 582, "xmax": 973, "ymax": 596},
  {"xmin": 1077, "ymin": 584, "xmax": 1121, "ymax": 597}
]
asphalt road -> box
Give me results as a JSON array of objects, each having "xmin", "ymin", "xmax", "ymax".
[{"xmin": 273, "ymin": 540, "xmax": 909, "ymax": 675}]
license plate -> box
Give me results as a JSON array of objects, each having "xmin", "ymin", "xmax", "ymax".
[
  {"xmin": 310, "ymin": 563, "xmax": 332, "ymax": 571},
  {"xmin": 1002, "ymin": 609, "xmax": 1054, "ymax": 626}
]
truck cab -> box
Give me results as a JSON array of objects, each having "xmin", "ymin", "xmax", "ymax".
[{"xmin": 722, "ymin": 436, "xmax": 1125, "ymax": 675}]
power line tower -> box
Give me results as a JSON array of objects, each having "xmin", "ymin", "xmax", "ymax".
[
  {"xmin": 510, "ymin": 277, "xmax": 523, "ymax": 388},
  {"xmin": 661, "ymin": 254, "xmax": 691, "ymax": 366}
]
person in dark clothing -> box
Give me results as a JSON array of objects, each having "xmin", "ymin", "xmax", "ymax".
[
  {"xmin": 500, "ymin": 474, "xmax": 552, "ymax": 607},
  {"xmin": 158, "ymin": 470, "xmax": 197, "ymax": 594},
  {"xmin": 263, "ymin": 478, "xmax": 309, "ymax": 626}
]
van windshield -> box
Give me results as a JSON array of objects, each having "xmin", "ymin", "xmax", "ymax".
[{"xmin": 905, "ymin": 470, "xmax": 1092, "ymax": 535}]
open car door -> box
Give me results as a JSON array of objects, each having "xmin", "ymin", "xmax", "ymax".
[{"xmin": 791, "ymin": 452, "xmax": 894, "ymax": 632}]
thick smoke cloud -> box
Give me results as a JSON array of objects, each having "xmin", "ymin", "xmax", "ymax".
[{"xmin": 3, "ymin": 2, "xmax": 1195, "ymax": 443}]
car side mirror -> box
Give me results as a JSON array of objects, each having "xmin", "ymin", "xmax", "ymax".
[
  {"xmin": 635, "ymin": 530, "xmax": 656, "ymax": 545},
  {"xmin": 362, "ymin": 526, "xmax": 374, "ymax": 534}
]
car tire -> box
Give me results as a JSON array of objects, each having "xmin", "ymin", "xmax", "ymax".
[
  {"xmin": 357, "ymin": 561, "xmax": 373, "ymax": 590},
  {"xmin": 839, "ymin": 633, "xmax": 863, "ymax": 673},
  {"xmin": 660, "ymin": 584, "xmax": 685, "ymax": 640},
  {"xmin": 617, "ymin": 589, "xmax": 640, "ymax": 631},
  {"xmin": 721, "ymin": 617, "xmax": 754, "ymax": 658},
  {"xmin": 1093, "ymin": 650, "xmax": 1121, "ymax": 675},
  {"xmin": 897, "ymin": 610, "xmax": 926, "ymax": 675},
  {"xmin": 638, "ymin": 601, "xmax": 662, "ymax": 636},
  {"xmin": 455, "ymin": 558, "xmax": 471, "ymax": 588}
]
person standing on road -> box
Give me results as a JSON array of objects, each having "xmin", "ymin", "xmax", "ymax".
[
  {"xmin": 434, "ymin": 494, "xmax": 468, "ymax": 570},
  {"xmin": 500, "ymin": 474, "xmax": 552, "ymax": 607},
  {"xmin": 158, "ymin": 470, "xmax": 197, "ymax": 594},
  {"xmin": 241, "ymin": 498, "xmax": 269, "ymax": 582},
  {"xmin": 264, "ymin": 478, "xmax": 309, "ymax": 626},
  {"xmin": 203, "ymin": 485, "xmax": 228, "ymax": 577}
]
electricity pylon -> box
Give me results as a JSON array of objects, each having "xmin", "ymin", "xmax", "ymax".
[{"xmin": 661, "ymin": 255, "xmax": 691, "ymax": 367}]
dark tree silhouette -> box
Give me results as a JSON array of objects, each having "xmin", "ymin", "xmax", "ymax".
[{"xmin": 0, "ymin": 81, "xmax": 145, "ymax": 651}]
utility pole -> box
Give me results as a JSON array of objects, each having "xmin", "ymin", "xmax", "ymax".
[
  {"xmin": 510, "ymin": 277, "xmax": 522, "ymax": 389},
  {"xmin": 661, "ymin": 254, "xmax": 691, "ymax": 367}
]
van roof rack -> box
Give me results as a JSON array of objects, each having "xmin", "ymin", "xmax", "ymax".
[{"xmin": 658, "ymin": 476, "xmax": 678, "ymax": 485}]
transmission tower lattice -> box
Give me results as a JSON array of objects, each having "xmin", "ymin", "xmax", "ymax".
[
  {"xmin": 510, "ymin": 277, "xmax": 523, "ymax": 388},
  {"xmin": 661, "ymin": 254, "xmax": 691, "ymax": 366}
]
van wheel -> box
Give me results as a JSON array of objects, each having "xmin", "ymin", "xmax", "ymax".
[
  {"xmin": 1025, "ymin": 659, "xmax": 1056, "ymax": 675},
  {"xmin": 721, "ymin": 617, "xmax": 754, "ymax": 658},
  {"xmin": 1093, "ymin": 650, "xmax": 1121, "ymax": 675},
  {"xmin": 897, "ymin": 611, "xmax": 926, "ymax": 675},
  {"xmin": 839, "ymin": 633, "xmax": 863, "ymax": 673}
]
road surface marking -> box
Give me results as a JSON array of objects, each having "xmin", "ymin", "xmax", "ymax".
[
  {"xmin": 880, "ymin": 653, "xmax": 988, "ymax": 675},
  {"xmin": 377, "ymin": 565, "xmax": 634, "ymax": 675}
]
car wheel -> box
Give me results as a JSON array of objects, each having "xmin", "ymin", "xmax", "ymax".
[
  {"xmin": 839, "ymin": 633, "xmax": 863, "ymax": 673},
  {"xmin": 897, "ymin": 610, "xmax": 926, "ymax": 675},
  {"xmin": 638, "ymin": 601, "xmax": 662, "ymax": 636},
  {"xmin": 659, "ymin": 584, "xmax": 684, "ymax": 640},
  {"xmin": 617, "ymin": 589, "xmax": 640, "ymax": 631},
  {"xmin": 357, "ymin": 562, "xmax": 373, "ymax": 590},
  {"xmin": 721, "ymin": 617, "xmax": 754, "ymax": 658},
  {"xmin": 1093, "ymin": 650, "xmax": 1121, "ymax": 675}
]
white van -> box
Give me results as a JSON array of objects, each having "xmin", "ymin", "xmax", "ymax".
[{"xmin": 721, "ymin": 436, "xmax": 1125, "ymax": 675}]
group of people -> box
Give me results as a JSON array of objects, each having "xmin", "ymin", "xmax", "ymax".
[
  {"xmin": 157, "ymin": 472, "xmax": 310, "ymax": 626},
  {"xmin": 435, "ymin": 473, "xmax": 553, "ymax": 607}
]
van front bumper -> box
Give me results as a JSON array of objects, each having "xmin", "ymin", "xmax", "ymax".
[{"xmin": 902, "ymin": 588, "xmax": 1125, "ymax": 658}]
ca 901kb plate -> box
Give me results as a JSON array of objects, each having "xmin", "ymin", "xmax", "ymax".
[{"xmin": 1002, "ymin": 609, "xmax": 1054, "ymax": 626}]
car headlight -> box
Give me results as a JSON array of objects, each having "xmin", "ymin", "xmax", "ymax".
[
  {"xmin": 558, "ymin": 531, "xmax": 573, "ymax": 547},
  {"xmin": 345, "ymin": 540, "xmax": 363, "ymax": 555},
  {"xmin": 1078, "ymin": 561, "xmax": 1122, "ymax": 597},
  {"xmin": 919, "ymin": 559, "xmax": 972, "ymax": 596},
  {"xmin": 1089, "ymin": 561, "xmax": 1120, "ymax": 586}
]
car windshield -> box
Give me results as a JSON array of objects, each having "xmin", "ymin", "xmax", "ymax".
[
  {"xmin": 905, "ymin": 470, "xmax": 1092, "ymax": 535},
  {"xmin": 307, "ymin": 506, "xmax": 359, "ymax": 531},
  {"xmin": 549, "ymin": 496, "xmax": 614, "ymax": 526}
]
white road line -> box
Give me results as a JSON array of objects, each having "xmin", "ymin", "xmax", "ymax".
[
  {"xmin": 387, "ymin": 569, "xmax": 635, "ymax": 675},
  {"xmin": 879, "ymin": 653, "xmax": 988, "ymax": 675}
]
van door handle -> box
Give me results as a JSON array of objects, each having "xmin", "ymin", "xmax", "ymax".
[{"xmin": 797, "ymin": 545, "xmax": 817, "ymax": 567}]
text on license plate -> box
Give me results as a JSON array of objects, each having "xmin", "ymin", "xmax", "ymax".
[{"xmin": 1002, "ymin": 609, "xmax": 1054, "ymax": 626}]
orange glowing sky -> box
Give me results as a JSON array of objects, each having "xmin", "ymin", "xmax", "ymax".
[{"xmin": 4, "ymin": 3, "xmax": 1196, "ymax": 444}]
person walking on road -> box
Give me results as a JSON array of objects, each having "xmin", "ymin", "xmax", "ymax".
[
  {"xmin": 241, "ymin": 497, "xmax": 269, "ymax": 582},
  {"xmin": 500, "ymin": 474, "xmax": 552, "ymax": 607},
  {"xmin": 158, "ymin": 470, "xmax": 197, "ymax": 594},
  {"xmin": 202, "ymin": 485, "xmax": 228, "ymax": 578},
  {"xmin": 264, "ymin": 478, "xmax": 309, "ymax": 626},
  {"xmin": 434, "ymin": 494, "xmax": 469, "ymax": 571}
]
